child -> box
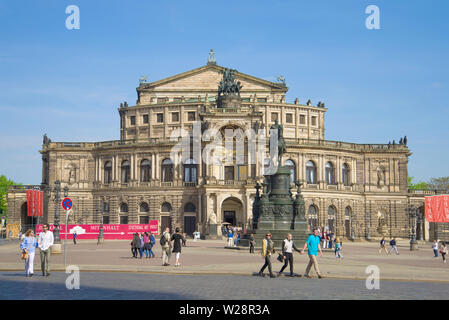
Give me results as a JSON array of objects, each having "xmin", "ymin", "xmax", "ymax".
[{"xmin": 334, "ymin": 237, "xmax": 343, "ymax": 260}]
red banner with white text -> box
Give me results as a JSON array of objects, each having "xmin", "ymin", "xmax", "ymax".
[
  {"xmin": 35, "ymin": 222, "xmax": 160, "ymax": 240},
  {"xmin": 425, "ymin": 195, "xmax": 449, "ymax": 222}
]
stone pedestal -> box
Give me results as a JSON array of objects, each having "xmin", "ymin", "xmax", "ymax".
[
  {"xmin": 207, "ymin": 223, "xmax": 220, "ymax": 240},
  {"xmin": 51, "ymin": 243, "xmax": 62, "ymax": 254},
  {"xmin": 410, "ymin": 240, "xmax": 419, "ymax": 251}
]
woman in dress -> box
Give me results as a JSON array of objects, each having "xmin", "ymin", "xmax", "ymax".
[
  {"xmin": 20, "ymin": 229, "xmax": 38, "ymax": 277},
  {"xmin": 171, "ymin": 227, "xmax": 183, "ymax": 267}
]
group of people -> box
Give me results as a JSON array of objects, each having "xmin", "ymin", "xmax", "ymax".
[
  {"xmin": 432, "ymin": 240, "xmax": 448, "ymax": 263},
  {"xmin": 258, "ymin": 228, "xmax": 324, "ymax": 279},
  {"xmin": 19, "ymin": 223, "xmax": 53, "ymax": 277},
  {"xmin": 223, "ymin": 225, "xmax": 242, "ymax": 247},
  {"xmin": 379, "ymin": 237, "xmax": 400, "ymax": 255},
  {"xmin": 160, "ymin": 227, "xmax": 185, "ymax": 267},
  {"xmin": 131, "ymin": 232, "xmax": 156, "ymax": 259}
]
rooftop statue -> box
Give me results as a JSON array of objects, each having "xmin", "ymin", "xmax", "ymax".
[{"xmin": 218, "ymin": 68, "xmax": 242, "ymax": 97}]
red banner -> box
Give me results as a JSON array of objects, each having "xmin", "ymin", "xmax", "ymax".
[
  {"xmin": 26, "ymin": 190, "xmax": 32, "ymax": 217},
  {"xmin": 425, "ymin": 195, "xmax": 449, "ymax": 222},
  {"xmin": 26, "ymin": 190, "xmax": 43, "ymax": 217},
  {"xmin": 35, "ymin": 222, "xmax": 160, "ymax": 240}
]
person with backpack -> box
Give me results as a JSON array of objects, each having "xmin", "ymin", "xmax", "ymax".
[
  {"xmin": 149, "ymin": 232, "xmax": 156, "ymax": 258},
  {"xmin": 160, "ymin": 227, "xmax": 171, "ymax": 266},
  {"xmin": 142, "ymin": 232, "xmax": 150, "ymax": 259},
  {"xmin": 379, "ymin": 237, "xmax": 388, "ymax": 254},
  {"xmin": 388, "ymin": 237, "xmax": 399, "ymax": 255}
]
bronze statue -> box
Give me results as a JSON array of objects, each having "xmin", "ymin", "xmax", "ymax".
[{"xmin": 269, "ymin": 119, "xmax": 286, "ymax": 163}]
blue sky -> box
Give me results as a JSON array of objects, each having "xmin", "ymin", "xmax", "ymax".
[{"xmin": 0, "ymin": 0, "xmax": 448, "ymax": 184}]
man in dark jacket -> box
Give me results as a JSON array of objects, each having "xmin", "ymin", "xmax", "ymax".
[{"xmin": 132, "ymin": 233, "xmax": 141, "ymax": 258}]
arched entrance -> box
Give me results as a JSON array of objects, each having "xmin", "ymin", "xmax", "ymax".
[
  {"xmin": 221, "ymin": 197, "xmax": 243, "ymax": 227},
  {"xmin": 20, "ymin": 202, "xmax": 37, "ymax": 232}
]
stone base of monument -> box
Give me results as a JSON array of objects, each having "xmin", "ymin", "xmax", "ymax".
[
  {"xmin": 51, "ymin": 243, "xmax": 62, "ymax": 254},
  {"xmin": 205, "ymin": 224, "xmax": 221, "ymax": 240}
]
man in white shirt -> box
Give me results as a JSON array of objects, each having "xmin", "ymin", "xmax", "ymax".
[
  {"xmin": 38, "ymin": 223, "xmax": 54, "ymax": 276},
  {"xmin": 278, "ymin": 233, "xmax": 302, "ymax": 277}
]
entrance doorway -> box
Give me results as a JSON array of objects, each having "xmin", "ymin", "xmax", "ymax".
[
  {"xmin": 161, "ymin": 216, "xmax": 172, "ymax": 234},
  {"xmin": 184, "ymin": 216, "xmax": 196, "ymax": 237},
  {"xmin": 223, "ymin": 211, "xmax": 236, "ymax": 225}
]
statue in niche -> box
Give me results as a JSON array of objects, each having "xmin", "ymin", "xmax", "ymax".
[
  {"xmin": 376, "ymin": 166, "xmax": 385, "ymax": 188},
  {"xmin": 209, "ymin": 212, "xmax": 217, "ymax": 224},
  {"xmin": 67, "ymin": 164, "xmax": 77, "ymax": 185}
]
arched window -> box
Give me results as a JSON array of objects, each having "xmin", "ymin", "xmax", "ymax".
[
  {"xmin": 140, "ymin": 159, "xmax": 151, "ymax": 182},
  {"xmin": 184, "ymin": 158, "xmax": 197, "ymax": 183},
  {"xmin": 161, "ymin": 202, "xmax": 172, "ymax": 213},
  {"xmin": 342, "ymin": 163, "xmax": 350, "ymax": 186},
  {"xmin": 104, "ymin": 161, "xmax": 112, "ymax": 184},
  {"xmin": 139, "ymin": 202, "xmax": 149, "ymax": 213},
  {"xmin": 328, "ymin": 205, "xmax": 337, "ymax": 232},
  {"xmin": 308, "ymin": 205, "xmax": 318, "ymax": 230},
  {"xmin": 162, "ymin": 158, "xmax": 174, "ymax": 182},
  {"xmin": 120, "ymin": 203, "xmax": 128, "ymax": 213},
  {"xmin": 285, "ymin": 159, "xmax": 296, "ymax": 184},
  {"xmin": 184, "ymin": 203, "xmax": 196, "ymax": 212},
  {"xmin": 121, "ymin": 160, "xmax": 130, "ymax": 183},
  {"xmin": 306, "ymin": 161, "xmax": 317, "ymax": 184},
  {"xmin": 344, "ymin": 206, "xmax": 352, "ymax": 238},
  {"xmin": 325, "ymin": 162, "xmax": 335, "ymax": 185},
  {"xmin": 120, "ymin": 203, "xmax": 128, "ymax": 224}
]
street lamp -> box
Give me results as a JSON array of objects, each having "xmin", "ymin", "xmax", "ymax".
[
  {"xmin": 98, "ymin": 198, "xmax": 104, "ymax": 244},
  {"xmin": 409, "ymin": 205, "xmax": 418, "ymax": 250}
]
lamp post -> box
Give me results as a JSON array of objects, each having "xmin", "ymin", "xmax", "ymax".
[
  {"xmin": 409, "ymin": 205, "xmax": 418, "ymax": 250},
  {"xmin": 98, "ymin": 198, "xmax": 104, "ymax": 244},
  {"xmin": 350, "ymin": 213, "xmax": 355, "ymax": 241},
  {"xmin": 46, "ymin": 181, "xmax": 68, "ymax": 254}
]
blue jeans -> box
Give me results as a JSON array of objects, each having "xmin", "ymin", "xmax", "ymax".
[
  {"xmin": 434, "ymin": 249, "xmax": 439, "ymax": 257},
  {"xmin": 144, "ymin": 248, "xmax": 149, "ymax": 257},
  {"xmin": 139, "ymin": 248, "xmax": 143, "ymax": 258},
  {"xmin": 149, "ymin": 247, "xmax": 155, "ymax": 257}
]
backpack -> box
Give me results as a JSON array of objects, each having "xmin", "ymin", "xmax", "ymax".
[
  {"xmin": 389, "ymin": 240, "xmax": 394, "ymax": 246},
  {"xmin": 160, "ymin": 233, "xmax": 167, "ymax": 246},
  {"xmin": 150, "ymin": 235, "xmax": 156, "ymax": 245}
]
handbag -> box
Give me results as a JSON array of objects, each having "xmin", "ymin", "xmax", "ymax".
[
  {"xmin": 277, "ymin": 253, "xmax": 284, "ymax": 263},
  {"xmin": 21, "ymin": 251, "xmax": 28, "ymax": 260}
]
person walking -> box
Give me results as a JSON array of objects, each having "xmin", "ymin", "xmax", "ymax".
[
  {"xmin": 334, "ymin": 237, "xmax": 343, "ymax": 260},
  {"xmin": 439, "ymin": 242, "xmax": 447, "ymax": 263},
  {"xmin": 171, "ymin": 227, "xmax": 183, "ymax": 267},
  {"xmin": 20, "ymin": 229, "xmax": 38, "ymax": 277},
  {"xmin": 249, "ymin": 233, "xmax": 255, "ymax": 254},
  {"xmin": 227, "ymin": 228, "xmax": 234, "ymax": 247},
  {"xmin": 160, "ymin": 227, "xmax": 171, "ymax": 266},
  {"xmin": 38, "ymin": 223, "xmax": 54, "ymax": 277},
  {"xmin": 143, "ymin": 232, "xmax": 150, "ymax": 259},
  {"xmin": 131, "ymin": 233, "xmax": 140, "ymax": 258},
  {"xmin": 379, "ymin": 237, "xmax": 388, "ymax": 254},
  {"xmin": 432, "ymin": 240, "xmax": 439, "ymax": 258},
  {"xmin": 149, "ymin": 232, "xmax": 156, "ymax": 258},
  {"xmin": 301, "ymin": 228, "xmax": 324, "ymax": 279},
  {"xmin": 258, "ymin": 233, "xmax": 276, "ymax": 278},
  {"xmin": 73, "ymin": 231, "xmax": 77, "ymax": 244},
  {"xmin": 388, "ymin": 237, "xmax": 399, "ymax": 255},
  {"xmin": 321, "ymin": 230, "xmax": 327, "ymax": 250},
  {"xmin": 278, "ymin": 233, "xmax": 302, "ymax": 277},
  {"xmin": 182, "ymin": 232, "xmax": 187, "ymax": 247}
]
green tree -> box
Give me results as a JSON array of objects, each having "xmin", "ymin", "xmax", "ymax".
[
  {"xmin": 408, "ymin": 176, "xmax": 429, "ymax": 190},
  {"xmin": 428, "ymin": 177, "xmax": 449, "ymax": 191},
  {"xmin": 0, "ymin": 175, "xmax": 21, "ymax": 220}
]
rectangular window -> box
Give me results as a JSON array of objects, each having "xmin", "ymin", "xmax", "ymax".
[
  {"xmin": 119, "ymin": 216, "xmax": 128, "ymax": 224},
  {"xmin": 225, "ymin": 166, "xmax": 234, "ymax": 180},
  {"xmin": 157, "ymin": 97, "xmax": 167, "ymax": 104},
  {"xmin": 130, "ymin": 116, "xmax": 136, "ymax": 126},
  {"xmin": 187, "ymin": 112, "xmax": 196, "ymax": 121},
  {"xmin": 143, "ymin": 114, "xmax": 149, "ymax": 124},
  {"xmin": 103, "ymin": 216, "xmax": 110, "ymax": 224},
  {"xmin": 286, "ymin": 113, "xmax": 293, "ymax": 123},
  {"xmin": 238, "ymin": 165, "xmax": 247, "ymax": 181},
  {"xmin": 172, "ymin": 112, "xmax": 179, "ymax": 122},
  {"xmin": 271, "ymin": 113, "xmax": 278, "ymax": 122},
  {"xmin": 300, "ymin": 114, "xmax": 306, "ymax": 125},
  {"xmin": 139, "ymin": 216, "xmax": 149, "ymax": 224},
  {"xmin": 311, "ymin": 116, "xmax": 317, "ymax": 126},
  {"xmin": 157, "ymin": 113, "xmax": 164, "ymax": 123},
  {"xmin": 257, "ymin": 98, "xmax": 267, "ymax": 102},
  {"xmin": 173, "ymin": 97, "xmax": 182, "ymax": 103}
]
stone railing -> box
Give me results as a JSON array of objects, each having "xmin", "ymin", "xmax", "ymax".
[
  {"xmin": 285, "ymin": 138, "xmax": 408, "ymax": 152},
  {"xmin": 408, "ymin": 189, "xmax": 448, "ymax": 195}
]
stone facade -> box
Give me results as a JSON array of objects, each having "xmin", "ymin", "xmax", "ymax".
[{"xmin": 7, "ymin": 61, "xmax": 438, "ymax": 240}]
